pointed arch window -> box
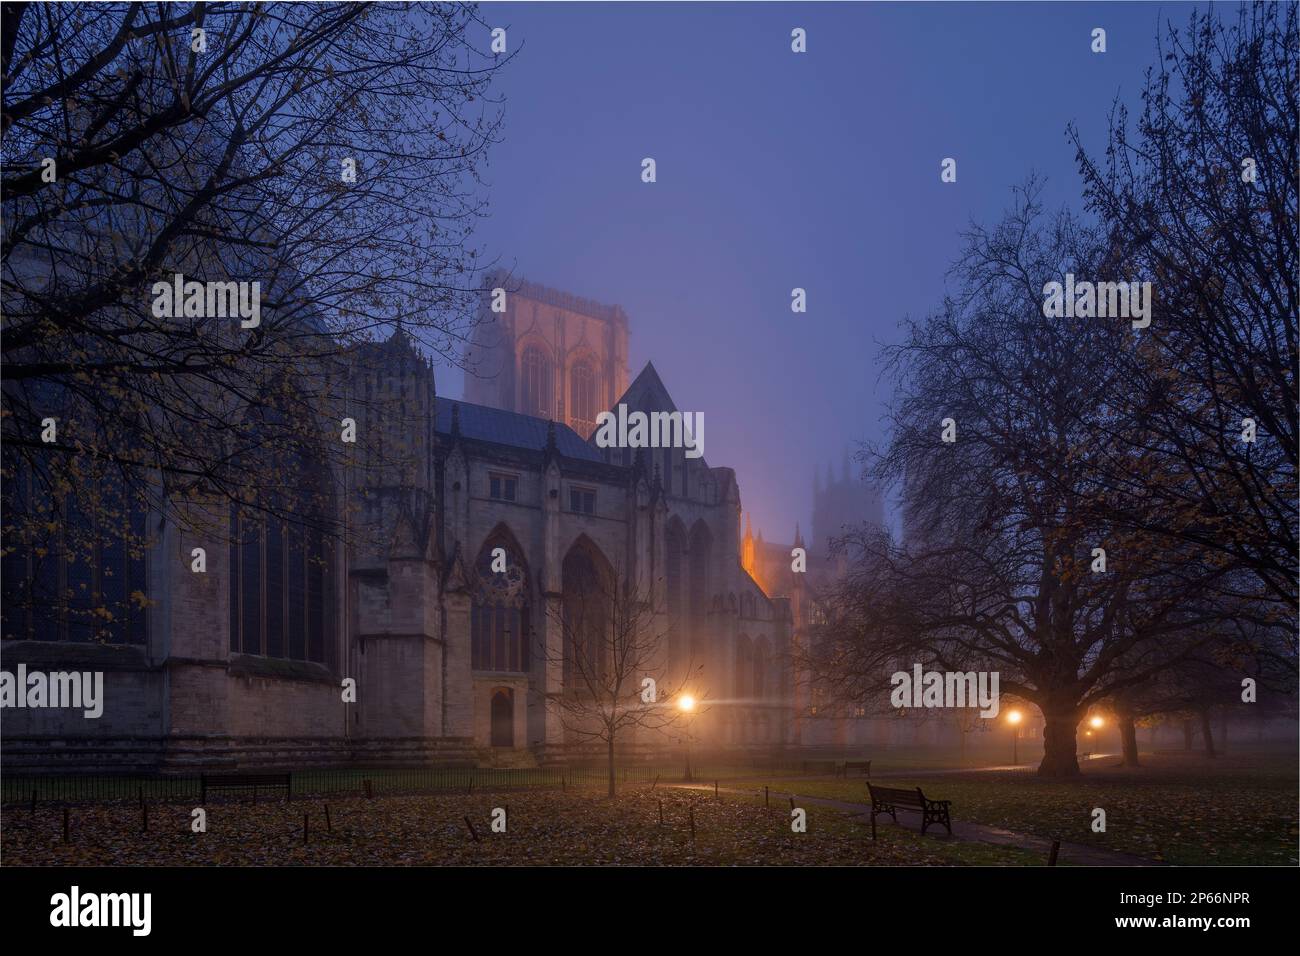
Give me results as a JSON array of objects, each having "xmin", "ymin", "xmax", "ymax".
[
  {"xmin": 664, "ymin": 520, "xmax": 687, "ymax": 660},
  {"xmin": 471, "ymin": 537, "xmax": 530, "ymax": 672},
  {"xmin": 227, "ymin": 438, "xmax": 334, "ymax": 665},
  {"xmin": 688, "ymin": 522, "xmax": 712, "ymax": 656},
  {"xmin": 570, "ymin": 360, "xmax": 596, "ymax": 435},
  {"xmin": 521, "ymin": 346, "xmax": 552, "ymax": 418},
  {"xmin": 1, "ymin": 464, "xmax": 148, "ymax": 645},
  {"xmin": 562, "ymin": 544, "xmax": 611, "ymax": 684}
]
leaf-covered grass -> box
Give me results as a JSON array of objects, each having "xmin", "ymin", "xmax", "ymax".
[
  {"xmin": 1, "ymin": 785, "xmax": 1042, "ymax": 866},
  {"xmin": 759, "ymin": 751, "xmax": 1298, "ymax": 866},
  {"xmin": 0, "ymin": 761, "xmax": 863, "ymax": 804}
]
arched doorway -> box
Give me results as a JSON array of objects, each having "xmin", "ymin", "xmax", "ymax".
[
  {"xmin": 561, "ymin": 536, "xmax": 614, "ymax": 687},
  {"xmin": 490, "ymin": 688, "xmax": 514, "ymax": 748}
]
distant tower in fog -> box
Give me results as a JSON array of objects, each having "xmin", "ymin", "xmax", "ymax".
[
  {"xmin": 809, "ymin": 448, "xmax": 884, "ymax": 557},
  {"xmin": 463, "ymin": 271, "xmax": 630, "ymax": 439}
]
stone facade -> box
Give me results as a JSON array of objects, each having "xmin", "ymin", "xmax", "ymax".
[
  {"xmin": 2, "ymin": 283, "xmax": 796, "ymax": 772},
  {"xmin": 463, "ymin": 273, "xmax": 630, "ymax": 439}
]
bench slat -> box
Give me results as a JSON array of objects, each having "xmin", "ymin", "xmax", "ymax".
[
  {"xmin": 867, "ymin": 782, "xmax": 952, "ymax": 838},
  {"xmin": 200, "ymin": 773, "xmax": 292, "ymax": 804}
]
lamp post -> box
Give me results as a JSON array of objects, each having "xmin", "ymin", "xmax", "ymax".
[
  {"xmin": 678, "ymin": 694, "xmax": 696, "ymax": 782},
  {"xmin": 1007, "ymin": 709, "xmax": 1022, "ymax": 766}
]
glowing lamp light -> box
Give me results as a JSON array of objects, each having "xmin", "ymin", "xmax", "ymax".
[
  {"xmin": 1089, "ymin": 716, "xmax": 1104, "ymax": 729},
  {"xmin": 678, "ymin": 694, "xmax": 696, "ymax": 713},
  {"xmin": 1006, "ymin": 710, "xmax": 1023, "ymax": 725}
]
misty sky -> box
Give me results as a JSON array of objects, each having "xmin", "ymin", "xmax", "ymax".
[{"xmin": 440, "ymin": 1, "xmax": 1202, "ymax": 546}]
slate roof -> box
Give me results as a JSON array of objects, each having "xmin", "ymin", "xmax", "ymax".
[
  {"xmin": 435, "ymin": 400, "xmax": 605, "ymax": 463},
  {"xmin": 616, "ymin": 361, "xmax": 672, "ymax": 410}
]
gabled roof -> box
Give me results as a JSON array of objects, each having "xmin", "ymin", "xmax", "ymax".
[
  {"xmin": 615, "ymin": 361, "xmax": 674, "ymax": 410},
  {"xmin": 435, "ymin": 400, "xmax": 604, "ymax": 463},
  {"xmin": 609, "ymin": 362, "xmax": 710, "ymax": 470}
]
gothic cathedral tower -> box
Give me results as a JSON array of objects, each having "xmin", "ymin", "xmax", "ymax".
[{"xmin": 462, "ymin": 272, "xmax": 630, "ymax": 439}]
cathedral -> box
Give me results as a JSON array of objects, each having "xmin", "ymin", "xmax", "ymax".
[{"xmin": 2, "ymin": 276, "xmax": 809, "ymax": 772}]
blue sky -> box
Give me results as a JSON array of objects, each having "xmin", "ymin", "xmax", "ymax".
[{"xmin": 443, "ymin": 1, "xmax": 1203, "ymax": 546}]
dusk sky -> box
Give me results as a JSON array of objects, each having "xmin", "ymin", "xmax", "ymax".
[{"xmin": 443, "ymin": 1, "xmax": 1196, "ymax": 545}]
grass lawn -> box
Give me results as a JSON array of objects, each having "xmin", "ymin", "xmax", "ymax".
[
  {"xmin": 1, "ymin": 785, "xmax": 1044, "ymax": 866},
  {"xmin": 846, "ymin": 745, "xmax": 1046, "ymax": 771},
  {"xmin": 756, "ymin": 751, "xmax": 1298, "ymax": 866}
]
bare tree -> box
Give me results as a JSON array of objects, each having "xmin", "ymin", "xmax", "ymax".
[
  {"xmin": 1069, "ymin": 2, "xmax": 1298, "ymax": 617},
  {"xmin": 543, "ymin": 560, "xmax": 692, "ymax": 797},
  {"xmin": 812, "ymin": 188, "xmax": 1230, "ymax": 778},
  {"xmin": 2, "ymin": 2, "xmax": 508, "ymax": 633}
]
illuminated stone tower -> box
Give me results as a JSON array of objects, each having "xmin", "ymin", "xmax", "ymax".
[{"xmin": 463, "ymin": 272, "xmax": 630, "ymax": 439}]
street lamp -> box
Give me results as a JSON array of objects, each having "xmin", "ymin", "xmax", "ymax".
[
  {"xmin": 678, "ymin": 694, "xmax": 697, "ymax": 782},
  {"xmin": 1007, "ymin": 709, "xmax": 1023, "ymax": 766},
  {"xmin": 1089, "ymin": 716, "xmax": 1104, "ymax": 730}
]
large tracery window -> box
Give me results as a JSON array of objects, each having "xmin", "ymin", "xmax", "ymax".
[
  {"xmin": 229, "ymin": 511, "xmax": 332, "ymax": 664},
  {"xmin": 471, "ymin": 537, "xmax": 531, "ymax": 672},
  {"xmin": 688, "ymin": 521, "xmax": 711, "ymax": 657},
  {"xmin": 520, "ymin": 346, "xmax": 552, "ymax": 418},
  {"xmin": 227, "ymin": 428, "xmax": 334, "ymax": 665},
  {"xmin": 570, "ymin": 361, "xmax": 596, "ymax": 435},
  {"xmin": 1, "ymin": 465, "xmax": 149, "ymax": 645}
]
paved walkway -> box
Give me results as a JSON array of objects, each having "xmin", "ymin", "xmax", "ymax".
[
  {"xmin": 865, "ymin": 754, "xmax": 1118, "ymax": 777},
  {"xmin": 670, "ymin": 780, "xmax": 1159, "ymax": 866}
]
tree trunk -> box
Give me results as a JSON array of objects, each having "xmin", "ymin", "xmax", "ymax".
[
  {"xmin": 1200, "ymin": 710, "xmax": 1217, "ymax": 758},
  {"xmin": 1038, "ymin": 703, "xmax": 1083, "ymax": 778},
  {"xmin": 1182, "ymin": 718, "xmax": 1194, "ymax": 751},
  {"xmin": 1119, "ymin": 714, "xmax": 1140, "ymax": 767},
  {"xmin": 959, "ymin": 726, "xmax": 967, "ymax": 768},
  {"xmin": 1218, "ymin": 709, "xmax": 1228, "ymax": 755},
  {"xmin": 607, "ymin": 736, "xmax": 617, "ymax": 798}
]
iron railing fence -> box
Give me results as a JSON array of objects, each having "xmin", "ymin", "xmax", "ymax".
[{"xmin": 1, "ymin": 756, "xmax": 846, "ymax": 804}]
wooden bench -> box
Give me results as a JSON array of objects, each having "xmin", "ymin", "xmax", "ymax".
[
  {"xmin": 840, "ymin": 759, "xmax": 872, "ymax": 778},
  {"xmin": 866, "ymin": 782, "xmax": 951, "ymax": 838},
  {"xmin": 200, "ymin": 772, "xmax": 292, "ymax": 805}
]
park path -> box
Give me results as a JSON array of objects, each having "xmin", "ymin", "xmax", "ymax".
[
  {"xmin": 668, "ymin": 779, "xmax": 1160, "ymax": 867},
  {"xmin": 870, "ymin": 752, "xmax": 1118, "ymax": 776}
]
